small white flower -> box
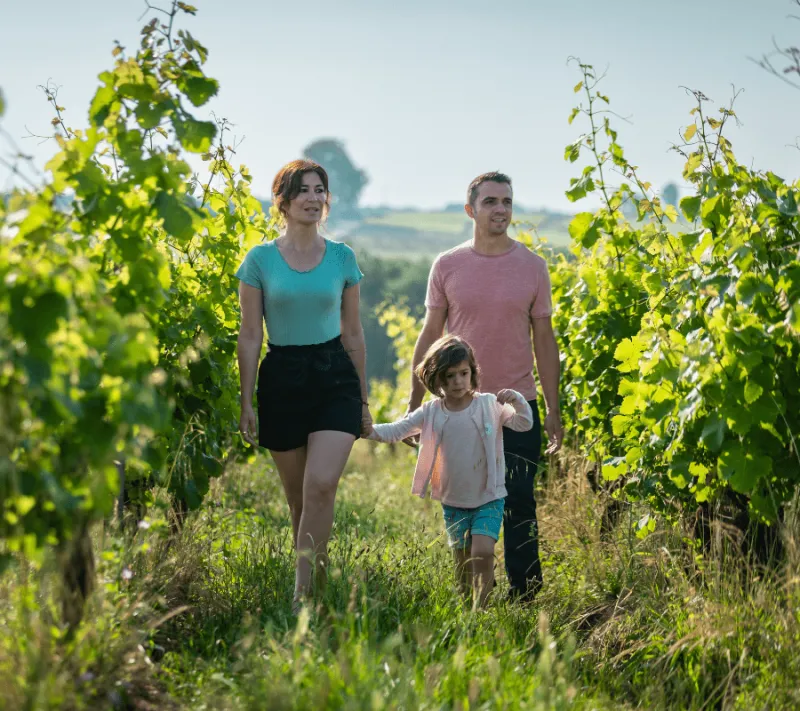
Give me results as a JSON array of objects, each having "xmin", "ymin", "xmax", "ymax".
[{"xmin": 121, "ymin": 567, "xmax": 133, "ymax": 581}]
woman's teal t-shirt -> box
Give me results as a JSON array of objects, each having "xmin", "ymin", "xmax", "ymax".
[{"xmin": 235, "ymin": 239, "xmax": 363, "ymax": 346}]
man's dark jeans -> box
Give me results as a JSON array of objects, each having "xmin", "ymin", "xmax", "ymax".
[{"xmin": 502, "ymin": 402, "xmax": 543, "ymax": 598}]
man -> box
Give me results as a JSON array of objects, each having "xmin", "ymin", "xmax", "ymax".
[{"xmin": 406, "ymin": 171, "xmax": 563, "ymax": 601}]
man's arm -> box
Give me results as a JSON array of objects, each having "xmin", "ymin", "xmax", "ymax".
[
  {"xmin": 408, "ymin": 306, "xmax": 447, "ymax": 412},
  {"xmin": 532, "ymin": 316, "xmax": 563, "ymax": 454}
]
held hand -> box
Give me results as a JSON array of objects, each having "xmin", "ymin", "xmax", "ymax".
[
  {"xmin": 239, "ymin": 404, "xmax": 258, "ymax": 447},
  {"xmin": 496, "ymin": 389, "xmax": 517, "ymax": 405},
  {"xmin": 360, "ymin": 403, "xmax": 374, "ymax": 438},
  {"xmin": 543, "ymin": 410, "xmax": 564, "ymax": 455},
  {"xmin": 402, "ymin": 403, "xmax": 420, "ymax": 449}
]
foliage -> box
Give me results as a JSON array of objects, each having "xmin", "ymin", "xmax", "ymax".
[
  {"xmin": 356, "ymin": 251, "xmax": 428, "ymax": 383},
  {"xmin": 553, "ymin": 62, "xmax": 800, "ymax": 525},
  {"xmin": 4, "ymin": 449, "xmax": 800, "ymax": 709},
  {"xmin": 0, "ymin": 1, "xmax": 274, "ymax": 572}
]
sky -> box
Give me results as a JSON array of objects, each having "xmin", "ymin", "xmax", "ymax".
[{"xmin": 1, "ymin": 0, "xmax": 799, "ymax": 212}]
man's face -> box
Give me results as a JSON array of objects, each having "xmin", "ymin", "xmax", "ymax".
[{"xmin": 466, "ymin": 181, "xmax": 513, "ymax": 235}]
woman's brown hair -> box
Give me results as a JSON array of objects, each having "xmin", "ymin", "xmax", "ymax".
[
  {"xmin": 414, "ymin": 335, "xmax": 480, "ymax": 398},
  {"xmin": 271, "ymin": 159, "xmax": 331, "ymax": 223}
]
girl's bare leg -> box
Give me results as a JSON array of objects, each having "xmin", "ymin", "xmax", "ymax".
[
  {"xmin": 470, "ymin": 535, "xmax": 496, "ymax": 609},
  {"xmin": 453, "ymin": 547, "xmax": 471, "ymax": 599}
]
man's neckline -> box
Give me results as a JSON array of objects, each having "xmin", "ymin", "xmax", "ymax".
[{"xmin": 468, "ymin": 239, "xmax": 519, "ymax": 258}]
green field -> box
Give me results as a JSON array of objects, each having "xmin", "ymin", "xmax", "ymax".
[
  {"xmin": 3, "ymin": 444, "xmax": 798, "ymax": 710},
  {"xmin": 340, "ymin": 211, "xmax": 574, "ymax": 258}
]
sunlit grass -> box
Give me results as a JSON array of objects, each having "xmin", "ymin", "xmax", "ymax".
[{"xmin": 1, "ymin": 442, "xmax": 799, "ymax": 709}]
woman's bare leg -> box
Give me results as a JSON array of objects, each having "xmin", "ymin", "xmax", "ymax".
[
  {"xmin": 269, "ymin": 447, "xmax": 307, "ymax": 546},
  {"xmin": 294, "ymin": 430, "xmax": 356, "ymax": 602}
]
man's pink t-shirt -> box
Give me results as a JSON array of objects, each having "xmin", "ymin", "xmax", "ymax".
[{"xmin": 425, "ymin": 240, "xmax": 553, "ymax": 401}]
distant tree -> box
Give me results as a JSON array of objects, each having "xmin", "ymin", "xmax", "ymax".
[
  {"xmin": 303, "ymin": 138, "xmax": 368, "ymax": 220},
  {"xmin": 662, "ymin": 182, "xmax": 679, "ymax": 208}
]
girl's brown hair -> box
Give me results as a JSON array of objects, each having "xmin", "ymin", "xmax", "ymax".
[
  {"xmin": 271, "ymin": 159, "xmax": 331, "ymax": 223},
  {"xmin": 414, "ymin": 335, "xmax": 480, "ymax": 398}
]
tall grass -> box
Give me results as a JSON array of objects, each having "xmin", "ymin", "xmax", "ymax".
[{"xmin": 1, "ymin": 443, "xmax": 798, "ymax": 709}]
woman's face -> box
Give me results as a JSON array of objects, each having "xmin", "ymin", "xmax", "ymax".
[{"xmin": 285, "ymin": 171, "xmax": 327, "ymax": 226}]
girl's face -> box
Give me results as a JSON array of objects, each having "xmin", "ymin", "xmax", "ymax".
[
  {"xmin": 285, "ymin": 171, "xmax": 326, "ymax": 226},
  {"xmin": 441, "ymin": 360, "xmax": 473, "ymax": 400}
]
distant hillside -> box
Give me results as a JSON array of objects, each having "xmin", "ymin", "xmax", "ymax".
[{"xmin": 328, "ymin": 210, "xmax": 575, "ymax": 259}]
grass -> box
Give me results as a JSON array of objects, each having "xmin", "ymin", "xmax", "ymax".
[{"xmin": 2, "ymin": 443, "xmax": 799, "ymax": 709}]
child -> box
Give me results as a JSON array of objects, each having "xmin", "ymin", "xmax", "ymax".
[{"xmin": 367, "ymin": 334, "xmax": 533, "ymax": 608}]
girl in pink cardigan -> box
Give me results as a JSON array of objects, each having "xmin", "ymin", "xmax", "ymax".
[{"xmin": 367, "ymin": 335, "xmax": 533, "ymax": 607}]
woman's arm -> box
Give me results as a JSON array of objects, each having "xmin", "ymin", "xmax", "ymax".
[
  {"xmin": 496, "ymin": 389, "xmax": 534, "ymax": 432},
  {"xmin": 341, "ymin": 283, "xmax": 371, "ymax": 434},
  {"xmin": 237, "ymin": 282, "xmax": 264, "ymax": 445}
]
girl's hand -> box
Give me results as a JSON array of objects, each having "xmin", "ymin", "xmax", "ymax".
[
  {"xmin": 496, "ymin": 389, "xmax": 517, "ymax": 405},
  {"xmin": 360, "ymin": 403, "xmax": 373, "ymax": 438},
  {"xmin": 239, "ymin": 404, "xmax": 258, "ymax": 447}
]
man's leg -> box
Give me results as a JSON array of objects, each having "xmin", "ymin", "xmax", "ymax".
[{"xmin": 502, "ymin": 404, "xmax": 542, "ymax": 599}]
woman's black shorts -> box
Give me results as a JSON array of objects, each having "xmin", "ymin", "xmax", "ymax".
[{"xmin": 256, "ymin": 336, "xmax": 362, "ymax": 452}]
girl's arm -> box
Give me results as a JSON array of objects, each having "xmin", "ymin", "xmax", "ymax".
[
  {"xmin": 496, "ymin": 389, "xmax": 534, "ymax": 432},
  {"xmin": 368, "ymin": 407, "xmax": 425, "ymax": 443}
]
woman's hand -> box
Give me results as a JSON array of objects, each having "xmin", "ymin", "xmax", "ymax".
[
  {"xmin": 360, "ymin": 402, "xmax": 373, "ymax": 438},
  {"xmin": 239, "ymin": 403, "xmax": 258, "ymax": 447}
]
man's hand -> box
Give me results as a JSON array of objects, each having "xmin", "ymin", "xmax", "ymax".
[
  {"xmin": 496, "ymin": 389, "xmax": 518, "ymax": 405},
  {"xmin": 543, "ymin": 409, "xmax": 563, "ymax": 455}
]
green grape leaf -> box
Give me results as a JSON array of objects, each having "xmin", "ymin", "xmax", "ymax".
[
  {"xmin": 718, "ymin": 440, "xmax": 771, "ymax": 494},
  {"xmin": 568, "ymin": 212, "xmax": 600, "ymax": 248},
  {"xmin": 89, "ymin": 83, "xmax": 116, "ymax": 125},
  {"xmin": 180, "ymin": 76, "xmax": 219, "ymax": 107},
  {"xmin": 744, "ymin": 380, "xmax": 763, "ymax": 405},
  {"xmin": 663, "ymin": 204, "xmax": 679, "ymax": 223},
  {"xmin": 785, "ymin": 301, "xmax": 800, "ymax": 332},
  {"xmin": 564, "ymin": 138, "xmax": 583, "ymax": 163},
  {"xmin": 736, "ymin": 274, "xmax": 772, "ymax": 306},
  {"xmin": 614, "ymin": 337, "xmax": 645, "ymax": 373},
  {"xmin": 154, "ymin": 192, "xmax": 196, "ymax": 241},
  {"xmin": 699, "ymin": 413, "xmax": 726, "ymax": 452},
  {"xmin": 602, "ymin": 457, "xmax": 628, "ymax": 481},
  {"xmin": 135, "ymin": 100, "xmax": 171, "ymax": 129},
  {"xmin": 174, "ymin": 117, "xmax": 216, "ymax": 153},
  {"xmin": 679, "ymin": 195, "xmax": 701, "ymax": 221}
]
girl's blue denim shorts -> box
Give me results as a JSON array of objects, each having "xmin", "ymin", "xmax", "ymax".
[{"xmin": 441, "ymin": 498, "xmax": 505, "ymax": 548}]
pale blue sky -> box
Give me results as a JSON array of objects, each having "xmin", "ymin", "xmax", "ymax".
[{"xmin": 1, "ymin": 0, "xmax": 798, "ymax": 211}]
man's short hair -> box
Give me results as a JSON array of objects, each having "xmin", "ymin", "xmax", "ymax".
[{"xmin": 466, "ymin": 171, "xmax": 513, "ymax": 207}]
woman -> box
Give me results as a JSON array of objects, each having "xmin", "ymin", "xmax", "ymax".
[{"xmin": 236, "ymin": 159, "xmax": 372, "ymax": 609}]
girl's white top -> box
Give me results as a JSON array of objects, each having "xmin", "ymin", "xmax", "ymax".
[{"xmin": 367, "ymin": 391, "xmax": 533, "ymax": 506}]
